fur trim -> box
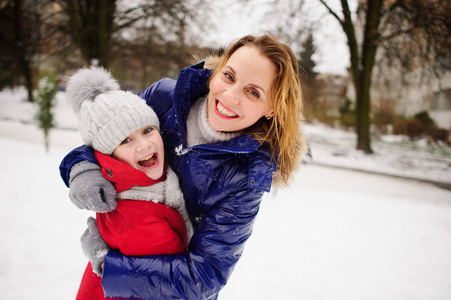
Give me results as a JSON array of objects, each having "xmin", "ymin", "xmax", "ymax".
[
  {"xmin": 192, "ymin": 47, "xmax": 224, "ymax": 70},
  {"xmin": 202, "ymin": 54, "xmax": 222, "ymax": 70},
  {"xmin": 66, "ymin": 67, "xmax": 120, "ymax": 114}
]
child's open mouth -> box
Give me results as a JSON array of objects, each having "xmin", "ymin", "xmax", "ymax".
[{"xmin": 138, "ymin": 153, "xmax": 158, "ymax": 168}]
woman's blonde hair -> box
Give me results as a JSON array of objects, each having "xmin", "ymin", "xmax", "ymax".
[{"xmin": 209, "ymin": 33, "xmax": 307, "ymax": 185}]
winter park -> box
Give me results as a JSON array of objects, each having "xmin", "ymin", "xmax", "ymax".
[
  {"xmin": 1, "ymin": 1, "xmax": 451, "ymax": 299},
  {"xmin": 1, "ymin": 86, "xmax": 451, "ymax": 299}
]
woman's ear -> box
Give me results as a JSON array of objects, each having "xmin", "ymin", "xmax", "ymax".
[{"xmin": 265, "ymin": 111, "xmax": 274, "ymax": 119}]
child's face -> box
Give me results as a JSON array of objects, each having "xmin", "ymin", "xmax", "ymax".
[{"xmin": 112, "ymin": 126, "xmax": 165, "ymax": 180}]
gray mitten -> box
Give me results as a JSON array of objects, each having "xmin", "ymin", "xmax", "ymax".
[
  {"xmin": 81, "ymin": 217, "xmax": 110, "ymax": 276},
  {"xmin": 69, "ymin": 161, "xmax": 117, "ymax": 212}
]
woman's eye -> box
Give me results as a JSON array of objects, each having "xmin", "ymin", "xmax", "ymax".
[
  {"xmin": 224, "ymin": 72, "xmax": 234, "ymax": 82},
  {"xmin": 248, "ymin": 89, "xmax": 259, "ymax": 98},
  {"xmin": 120, "ymin": 138, "xmax": 131, "ymax": 145}
]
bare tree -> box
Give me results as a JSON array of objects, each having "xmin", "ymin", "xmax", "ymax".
[
  {"xmin": 55, "ymin": 0, "xmax": 208, "ymax": 68},
  {"xmin": 316, "ymin": 0, "xmax": 382, "ymax": 153},
  {"xmin": 273, "ymin": 0, "xmax": 449, "ymax": 153},
  {"xmin": 0, "ymin": 0, "xmax": 42, "ymax": 102},
  {"xmin": 319, "ymin": 0, "xmax": 450, "ymax": 153},
  {"xmin": 378, "ymin": 0, "xmax": 450, "ymax": 78},
  {"xmin": 57, "ymin": 0, "xmax": 117, "ymax": 67}
]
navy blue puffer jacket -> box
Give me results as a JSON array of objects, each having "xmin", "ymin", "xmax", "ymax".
[{"xmin": 60, "ymin": 62, "xmax": 277, "ymax": 299}]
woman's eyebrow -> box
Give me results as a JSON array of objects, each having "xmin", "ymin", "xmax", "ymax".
[
  {"xmin": 250, "ymin": 83, "xmax": 265, "ymax": 94},
  {"xmin": 224, "ymin": 65, "xmax": 235, "ymax": 74},
  {"xmin": 227, "ymin": 66, "xmax": 266, "ymax": 96}
]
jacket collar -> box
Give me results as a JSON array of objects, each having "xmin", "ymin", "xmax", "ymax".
[
  {"xmin": 172, "ymin": 62, "xmax": 212, "ymax": 147},
  {"xmin": 174, "ymin": 64, "xmax": 264, "ymax": 155},
  {"xmin": 191, "ymin": 135, "xmax": 261, "ymax": 153},
  {"xmin": 95, "ymin": 151, "xmax": 166, "ymax": 193}
]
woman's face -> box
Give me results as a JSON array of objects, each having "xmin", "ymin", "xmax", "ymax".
[{"xmin": 207, "ymin": 46, "xmax": 276, "ymax": 132}]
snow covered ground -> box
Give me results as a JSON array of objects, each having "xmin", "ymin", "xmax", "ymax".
[{"xmin": 1, "ymin": 87, "xmax": 451, "ymax": 299}]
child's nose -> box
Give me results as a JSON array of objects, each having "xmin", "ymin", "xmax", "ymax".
[{"xmin": 136, "ymin": 139, "xmax": 152, "ymax": 152}]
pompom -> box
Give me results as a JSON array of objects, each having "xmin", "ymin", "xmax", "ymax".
[{"xmin": 66, "ymin": 67, "xmax": 120, "ymax": 114}]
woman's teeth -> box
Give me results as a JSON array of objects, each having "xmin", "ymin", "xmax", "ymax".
[{"xmin": 217, "ymin": 101, "xmax": 238, "ymax": 118}]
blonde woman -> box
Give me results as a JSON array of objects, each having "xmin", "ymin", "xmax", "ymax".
[{"xmin": 61, "ymin": 33, "xmax": 307, "ymax": 299}]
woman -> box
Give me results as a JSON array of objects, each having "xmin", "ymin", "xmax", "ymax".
[{"xmin": 60, "ymin": 33, "xmax": 307, "ymax": 299}]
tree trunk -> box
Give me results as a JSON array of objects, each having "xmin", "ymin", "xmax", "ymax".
[
  {"xmin": 335, "ymin": 0, "xmax": 370, "ymax": 152},
  {"xmin": 64, "ymin": 0, "xmax": 116, "ymax": 67},
  {"xmin": 44, "ymin": 129, "xmax": 49, "ymax": 153},
  {"xmin": 23, "ymin": 59, "xmax": 34, "ymax": 103},
  {"xmin": 356, "ymin": 68, "xmax": 372, "ymax": 153},
  {"xmin": 332, "ymin": 0, "xmax": 383, "ymax": 154},
  {"xmin": 13, "ymin": 0, "xmax": 34, "ymax": 102},
  {"xmin": 356, "ymin": 0, "xmax": 383, "ymax": 153}
]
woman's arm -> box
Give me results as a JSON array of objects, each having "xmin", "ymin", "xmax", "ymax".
[
  {"xmin": 101, "ymin": 180, "xmax": 264, "ymax": 299},
  {"xmin": 59, "ymin": 145, "xmax": 97, "ymax": 187}
]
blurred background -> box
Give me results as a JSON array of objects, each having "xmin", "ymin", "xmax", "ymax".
[
  {"xmin": 1, "ymin": 1, "xmax": 451, "ymax": 299},
  {"xmin": 1, "ymin": 0, "xmax": 450, "ymax": 153}
]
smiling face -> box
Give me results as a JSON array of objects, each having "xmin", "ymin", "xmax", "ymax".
[
  {"xmin": 207, "ymin": 46, "xmax": 276, "ymax": 132},
  {"xmin": 112, "ymin": 126, "xmax": 164, "ymax": 180}
]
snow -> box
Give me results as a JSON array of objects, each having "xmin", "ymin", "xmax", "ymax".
[{"xmin": 1, "ymin": 87, "xmax": 451, "ymax": 299}]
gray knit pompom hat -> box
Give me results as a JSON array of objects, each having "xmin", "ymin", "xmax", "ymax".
[{"xmin": 66, "ymin": 67, "xmax": 159, "ymax": 155}]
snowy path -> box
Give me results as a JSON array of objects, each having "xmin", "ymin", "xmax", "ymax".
[{"xmin": 221, "ymin": 164, "xmax": 451, "ymax": 300}]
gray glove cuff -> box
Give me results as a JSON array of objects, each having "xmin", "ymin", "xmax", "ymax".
[
  {"xmin": 81, "ymin": 217, "xmax": 110, "ymax": 276},
  {"xmin": 91, "ymin": 249, "xmax": 109, "ymax": 277},
  {"xmin": 69, "ymin": 161, "xmax": 102, "ymax": 185}
]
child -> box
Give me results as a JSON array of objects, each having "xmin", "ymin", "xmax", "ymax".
[{"xmin": 65, "ymin": 67, "xmax": 193, "ymax": 300}]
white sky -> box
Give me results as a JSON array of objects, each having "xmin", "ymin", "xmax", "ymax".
[{"xmin": 198, "ymin": 0, "xmax": 351, "ymax": 75}]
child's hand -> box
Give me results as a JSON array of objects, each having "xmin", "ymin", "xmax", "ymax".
[{"xmin": 69, "ymin": 161, "xmax": 117, "ymax": 212}]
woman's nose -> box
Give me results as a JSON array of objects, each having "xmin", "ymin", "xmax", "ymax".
[{"xmin": 223, "ymin": 87, "xmax": 240, "ymax": 105}]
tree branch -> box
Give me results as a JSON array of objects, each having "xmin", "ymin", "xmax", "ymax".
[{"xmin": 318, "ymin": 0, "xmax": 343, "ymax": 25}]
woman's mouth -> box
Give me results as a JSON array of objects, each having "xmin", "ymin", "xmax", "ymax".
[
  {"xmin": 138, "ymin": 153, "xmax": 158, "ymax": 168},
  {"xmin": 215, "ymin": 100, "xmax": 239, "ymax": 119}
]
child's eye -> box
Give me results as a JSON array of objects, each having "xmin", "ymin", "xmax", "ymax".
[
  {"xmin": 120, "ymin": 138, "xmax": 131, "ymax": 145},
  {"xmin": 143, "ymin": 127, "xmax": 154, "ymax": 135}
]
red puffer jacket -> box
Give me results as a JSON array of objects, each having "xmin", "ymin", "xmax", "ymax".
[{"xmin": 76, "ymin": 153, "xmax": 187, "ymax": 300}]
